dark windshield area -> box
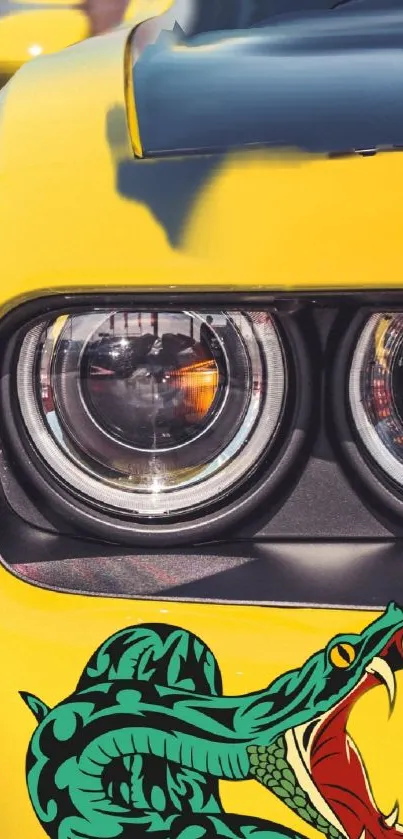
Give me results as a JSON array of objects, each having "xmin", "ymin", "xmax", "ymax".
[{"xmin": 188, "ymin": 0, "xmax": 403, "ymax": 34}]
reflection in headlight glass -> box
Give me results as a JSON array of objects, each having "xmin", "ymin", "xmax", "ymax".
[
  {"xmin": 350, "ymin": 313, "xmax": 403, "ymax": 486},
  {"xmin": 17, "ymin": 310, "xmax": 286, "ymax": 517}
]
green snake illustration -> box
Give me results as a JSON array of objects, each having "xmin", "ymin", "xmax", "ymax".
[{"xmin": 21, "ymin": 602, "xmax": 403, "ymax": 839}]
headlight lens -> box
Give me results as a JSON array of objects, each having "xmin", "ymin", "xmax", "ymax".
[
  {"xmin": 17, "ymin": 310, "xmax": 287, "ymax": 517},
  {"xmin": 350, "ymin": 313, "xmax": 403, "ymax": 486}
]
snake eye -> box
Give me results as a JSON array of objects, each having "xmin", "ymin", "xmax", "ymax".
[{"xmin": 329, "ymin": 643, "xmax": 356, "ymax": 669}]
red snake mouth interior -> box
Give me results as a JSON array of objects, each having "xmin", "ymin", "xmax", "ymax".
[{"xmin": 309, "ymin": 631, "xmax": 403, "ymax": 839}]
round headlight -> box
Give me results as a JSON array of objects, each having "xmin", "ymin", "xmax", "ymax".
[
  {"xmin": 16, "ymin": 310, "xmax": 288, "ymax": 519},
  {"xmin": 350, "ymin": 313, "xmax": 403, "ymax": 488}
]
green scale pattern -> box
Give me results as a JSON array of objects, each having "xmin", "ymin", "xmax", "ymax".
[
  {"xmin": 20, "ymin": 605, "xmax": 403, "ymax": 839},
  {"xmin": 247, "ymin": 737, "xmax": 343, "ymax": 839}
]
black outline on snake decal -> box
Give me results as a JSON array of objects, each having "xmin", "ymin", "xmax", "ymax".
[{"xmin": 20, "ymin": 603, "xmax": 403, "ymax": 839}]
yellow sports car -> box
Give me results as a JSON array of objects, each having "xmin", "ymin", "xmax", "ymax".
[{"xmin": 2, "ymin": 1, "xmax": 403, "ymax": 838}]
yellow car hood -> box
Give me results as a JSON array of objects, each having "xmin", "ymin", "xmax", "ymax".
[{"xmin": 0, "ymin": 6, "xmax": 403, "ymax": 311}]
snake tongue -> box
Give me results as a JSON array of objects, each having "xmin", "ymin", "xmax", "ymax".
[
  {"xmin": 310, "ymin": 700, "xmax": 374, "ymax": 839},
  {"xmin": 309, "ymin": 661, "xmax": 402, "ymax": 839}
]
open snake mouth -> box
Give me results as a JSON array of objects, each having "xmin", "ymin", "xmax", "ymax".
[{"xmin": 249, "ymin": 628, "xmax": 403, "ymax": 839}]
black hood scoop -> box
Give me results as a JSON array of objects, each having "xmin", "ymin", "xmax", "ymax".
[{"xmin": 133, "ymin": 7, "xmax": 403, "ymax": 157}]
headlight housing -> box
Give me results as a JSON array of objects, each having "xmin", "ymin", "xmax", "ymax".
[
  {"xmin": 350, "ymin": 313, "xmax": 403, "ymax": 488},
  {"xmin": 330, "ymin": 308, "xmax": 403, "ymax": 523},
  {"xmin": 17, "ymin": 308, "xmax": 286, "ymax": 517},
  {"xmin": 2, "ymin": 302, "xmax": 310, "ymax": 545}
]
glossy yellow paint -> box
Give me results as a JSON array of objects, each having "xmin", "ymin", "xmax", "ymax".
[
  {"xmin": 2, "ymin": 10, "xmax": 403, "ymax": 836},
  {"xmin": 0, "ymin": 3, "xmax": 88, "ymax": 76},
  {"xmin": 0, "ymin": 558, "xmax": 402, "ymax": 836},
  {"xmin": 0, "ymin": 16, "xmax": 403, "ymax": 311},
  {"xmin": 0, "ymin": 0, "xmax": 171, "ymax": 79}
]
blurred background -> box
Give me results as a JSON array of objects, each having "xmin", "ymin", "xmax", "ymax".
[
  {"xmin": 0, "ymin": 0, "xmax": 136, "ymax": 88},
  {"xmin": 0, "ymin": 0, "xmax": 204, "ymax": 88},
  {"xmin": 0, "ymin": 0, "xmax": 382, "ymax": 91}
]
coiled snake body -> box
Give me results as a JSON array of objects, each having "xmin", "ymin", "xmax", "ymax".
[{"xmin": 20, "ymin": 605, "xmax": 403, "ymax": 839}]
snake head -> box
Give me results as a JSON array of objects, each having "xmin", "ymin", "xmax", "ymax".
[
  {"xmin": 19, "ymin": 692, "xmax": 50, "ymax": 724},
  {"xmin": 254, "ymin": 603, "xmax": 403, "ymax": 839}
]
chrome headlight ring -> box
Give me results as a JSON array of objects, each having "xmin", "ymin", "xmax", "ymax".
[
  {"xmin": 331, "ymin": 308, "xmax": 403, "ymax": 521},
  {"xmin": 1, "ymin": 296, "xmax": 313, "ymax": 546}
]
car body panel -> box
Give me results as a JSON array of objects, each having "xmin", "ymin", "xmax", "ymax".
[
  {"xmin": 3, "ymin": 6, "xmax": 403, "ymax": 839},
  {"xmin": 1, "ymin": 558, "xmax": 402, "ymax": 837},
  {"xmin": 1, "ymin": 18, "xmax": 403, "ymax": 311}
]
